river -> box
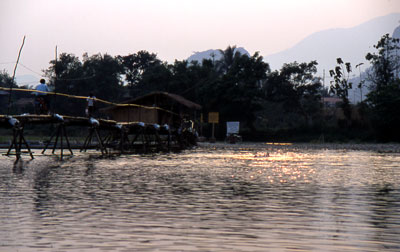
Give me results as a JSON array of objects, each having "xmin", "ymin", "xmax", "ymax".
[{"xmin": 1, "ymin": 143, "xmax": 400, "ymax": 251}]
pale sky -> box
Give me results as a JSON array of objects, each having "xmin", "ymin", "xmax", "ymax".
[{"xmin": 1, "ymin": 0, "xmax": 400, "ymax": 81}]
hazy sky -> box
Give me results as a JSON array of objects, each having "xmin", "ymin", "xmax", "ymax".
[{"xmin": 1, "ymin": 0, "xmax": 400, "ymax": 80}]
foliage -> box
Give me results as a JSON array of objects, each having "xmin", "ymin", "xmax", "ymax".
[
  {"xmin": 204, "ymin": 50, "xmax": 270, "ymax": 130},
  {"xmin": 81, "ymin": 53, "xmax": 124, "ymax": 102},
  {"xmin": 365, "ymin": 34, "xmax": 400, "ymax": 91},
  {"xmin": 0, "ymin": 70, "xmax": 30, "ymax": 114},
  {"xmin": 365, "ymin": 34, "xmax": 400, "ymax": 141},
  {"xmin": 262, "ymin": 61, "xmax": 322, "ymax": 127},
  {"xmin": 280, "ymin": 61, "xmax": 322, "ymax": 125},
  {"xmin": 329, "ymin": 58, "xmax": 353, "ymax": 122},
  {"xmin": 37, "ymin": 46, "xmax": 324, "ymax": 136},
  {"xmin": 367, "ymin": 79, "xmax": 400, "ymax": 141},
  {"xmin": 119, "ymin": 51, "xmax": 164, "ymax": 97},
  {"xmin": 216, "ymin": 45, "xmax": 243, "ymax": 74},
  {"xmin": 44, "ymin": 53, "xmax": 123, "ymax": 116},
  {"xmin": 0, "ymin": 70, "xmax": 17, "ymax": 88}
]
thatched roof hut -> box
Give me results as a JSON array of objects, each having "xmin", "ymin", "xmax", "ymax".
[{"xmin": 101, "ymin": 92, "xmax": 201, "ymax": 127}]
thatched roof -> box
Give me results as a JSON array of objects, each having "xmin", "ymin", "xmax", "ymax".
[{"xmin": 103, "ymin": 91, "xmax": 202, "ymax": 111}]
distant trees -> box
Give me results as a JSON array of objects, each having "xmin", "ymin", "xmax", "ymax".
[
  {"xmin": 207, "ymin": 51, "xmax": 270, "ymax": 131},
  {"xmin": 0, "ymin": 70, "xmax": 36, "ymax": 114},
  {"xmin": 280, "ymin": 61, "xmax": 322, "ymax": 124},
  {"xmin": 216, "ymin": 45, "xmax": 243, "ymax": 74},
  {"xmin": 261, "ymin": 61, "xmax": 322, "ymax": 129},
  {"xmin": 366, "ymin": 34, "xmax": 400, "ymax": 90},
  {"xmin": 365, "ymin": 34, "xmax": 400, "ymax": 141},
  {"xmin": 37, "ymin": 45, "xmax": 326, "ymax": 137},
  {"xmin": 0, "ymin": 71, "xmax": 16, "ymax": 114},
  {"xmin": 119, "ymin": 51, "xmax": 166, "ymax": 96},
  {"xmin": 329, "ymin": 58, "xmax": 353, "ymax": 122},
  {"xmin": 45, "ymin": 52, "xmax": 124, "ymax": 116},
  {"xmin": 0, "ymin": 70, "xmax": 16, "ymax": 88},
  {"xmin": 82, "ymin": 53, "xmax": 123, "ymax": 102},
  {"xmin": 2, "ymin": 35, "xmax": 396, "ymax": 142}
]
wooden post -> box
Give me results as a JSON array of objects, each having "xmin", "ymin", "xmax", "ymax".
[
  {"xmin": 211, "ymin": 123, "xmax": 215, "ymax": 143},
  {"xmin": 208, "ymin": 112, "xmax": 219, "ymax": 143},
  {"xmin": 81, "ymin": 128, "xmax": 93, "ymax": 152},
  {"xmin": 52, "ymin": 126, "xmax": 60, "ymax": 154},
  {"xmin": 62, "ymin": 124, "xmax": 73, "ymax": 156},
  {"xmin": 94, "ymin": 127, "xmax": 107, "ymax": 155},
  {"xmin": 60, "ymin": 123, "xmax": 63, "ymax": 160},
  {"xmin": 42, "ymin": 127, "xmax": 57, "ymax": 154}
]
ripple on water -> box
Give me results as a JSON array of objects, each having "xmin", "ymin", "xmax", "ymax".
[{"xmin": 0, "ymin": 144, "xmax": 400, "ymax": 251}]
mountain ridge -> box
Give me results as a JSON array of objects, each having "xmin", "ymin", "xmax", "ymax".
[
  {"xmin": 187, "ymin": 47, "xmax": 250, "ymax": 63},
  {"xmin": 265, "ymin": 13, "xmax": 400, "ymax": 75}
]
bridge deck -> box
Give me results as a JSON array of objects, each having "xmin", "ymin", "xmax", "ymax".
[{"xmin": 0, "ymin": 114, "xmax": 188, "ymax": 161}]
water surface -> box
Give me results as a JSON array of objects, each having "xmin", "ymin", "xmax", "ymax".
[{"xmin": 1, "ymin": 143, "xmax": 400, "ymax": 251}]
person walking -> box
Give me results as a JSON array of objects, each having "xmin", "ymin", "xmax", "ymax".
[
  {"xmin": 86, "ymin": 93, "xmax": 96, "ymax": 117},
  {"xmin": 34, "ymin": 79, "xmax": 49, "ymax": 114}
]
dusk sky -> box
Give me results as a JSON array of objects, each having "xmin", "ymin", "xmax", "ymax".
[{"xmin": 1, "ymin": 0, "xmax": 400, "ymax": 81}]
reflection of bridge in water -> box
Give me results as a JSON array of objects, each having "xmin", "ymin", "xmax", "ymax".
[{"xmin": 0, "ymin": 114, "xmax": 192, "ymax": 161}]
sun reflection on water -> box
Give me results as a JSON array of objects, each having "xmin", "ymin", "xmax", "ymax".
[{"xmin": 222, "ymin": 148, "xmax": 317, "ymax": 184}]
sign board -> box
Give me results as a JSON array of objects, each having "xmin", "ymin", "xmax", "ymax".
[
  {"xmin": 208, "ymin": 112, "xmax": 219, "ymax": 123},
  {"xmin": 226, "ymin": 121, "xmax": 240, "ymax": 135}
]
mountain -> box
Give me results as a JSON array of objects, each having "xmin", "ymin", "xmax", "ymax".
[
  {"xmin": 393, "ymin": 25, "xmax": 400, "ymax": 39},
  {"xmin": 265, "ymin": 13, "xmax": 400, "ymax": 76},
  {"xmin": 15, "ymin": 74, "xmax": 39, "ymax": 87},
  {"xmin": 187, "ymin": 47, "xmax": 250, "ymax": 63},
  {"xmin": 347, "ymin": 23, "xmax": 400, "ymax": 104}
]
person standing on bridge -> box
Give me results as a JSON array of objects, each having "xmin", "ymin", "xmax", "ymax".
[
  {"xmin": 86, "ymin": 93, "xmax": 96, "ymax": 117},
  {"xmin": 34, "ymin": 79, "xmax": 50, "ymax": 114}
]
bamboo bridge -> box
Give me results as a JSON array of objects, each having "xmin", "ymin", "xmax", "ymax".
[
  {"xmin": 0, "ymin": 113, "xmax": 196, "ymax": 161},
  {"xmin": 0, "ymin": 84, "xmax": 200, "ymax": 161}
]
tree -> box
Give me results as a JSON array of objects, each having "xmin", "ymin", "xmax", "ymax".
[
  {"xmin": 262, "ymin": 61, "xmax": 322, "ymax": 127},
  {"xmin": 282, "ymin": 61, "xmax": 322, "ymax": 126},
  {"xmin": 365, "ymin": 34, "xmax": 400, "ymax": 141},
  {"xmin": 365, "ymin": 34, "xmax": 400, "ymax": 91},
  {"xmin": 119, "ymin": 51, "xmax": 163, "ymax": 96},
  {"xmin": 0, "ymin": 70, "xmax": 18, "ymax": 114},
  {"xmin": 44, "ymin": 53, "xmax": 124, "ymax": 116},
  {"xmin": 0, "ymin": 70, "xmax": 17, "ymax": 88},
  {"xmin": 216, "ymin": 45, "xmax": 243, "ymax": 75},
  {"xmin": 137, "ymin": 62, "xmax": 172, "ymax": 96},
  {"xmin": 45, "ymin": 53, "xmax": 84, "ymax": 95},
  {"xmin": 329, "ymin": 58, "xmax": 353, "ymax": 122},
  {"xmin": 208, "ymin": 52, "xmax": 270, "ymax": 131},
  {"xmin": 82, "ymin": 53, "xmax": 124, "ymax": 102}
]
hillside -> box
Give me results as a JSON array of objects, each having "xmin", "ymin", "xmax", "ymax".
[
  {"xmin": 265, "ymin": 13, "xmax": 400, "ymax": 76},
  {"xmin": 187, "ymin": 47, "xmax": 250, "ymax": 63}
]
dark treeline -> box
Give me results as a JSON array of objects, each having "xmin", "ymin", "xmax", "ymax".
[{"xmin": 1, "ymin": 34, "xmax": 400, "ymax": 142}]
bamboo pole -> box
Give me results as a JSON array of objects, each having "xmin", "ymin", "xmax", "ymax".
[{"xmin": 7, "ymin": 36, "xmax": 26, "ymax": 115}]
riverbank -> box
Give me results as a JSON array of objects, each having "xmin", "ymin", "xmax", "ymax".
[
  {"xmin": 2, "ymin": 140, "xmax": 400, "ymax": 153},
  {"xmin": 198, "ymin": 141, "xmax": 400, "ymax": 153}
]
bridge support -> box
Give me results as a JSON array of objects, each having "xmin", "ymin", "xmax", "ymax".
[
  {"xmin": 42, "ymin": 114, "xmax": 73, "ymax": 160},
  {"xmin": 42, "ymin": 123, "xmax": 73, "ymax": 160},
  {"xmin": 6, "ymin": 117, "xmax": 33, "ymax": 160},
  {"xmin": 80, "ymin": 118, "xmax": 108, "ymax": 155}
]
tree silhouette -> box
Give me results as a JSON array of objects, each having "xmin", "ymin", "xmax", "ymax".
[{"xmin": 329, "ymin": 58, "xmax": 353, "ymax": 123}]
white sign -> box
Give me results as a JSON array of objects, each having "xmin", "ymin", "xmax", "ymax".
[{"xmin": 226, "ymin": 121, "xmax": 239, "ymax": 135}]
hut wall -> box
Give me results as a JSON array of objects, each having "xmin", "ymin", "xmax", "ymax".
[{"xmin": 112, "ymin": 107, "xmax": 158, "ymax": 123}]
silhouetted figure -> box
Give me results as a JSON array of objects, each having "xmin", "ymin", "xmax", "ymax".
[
  {"xmin": 34, "ymin": 79, "xmax": 49, "ymax": 114},
  {"xmin": 86, "ymin": 93, "xmax": 96, "ymax": 117}
]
